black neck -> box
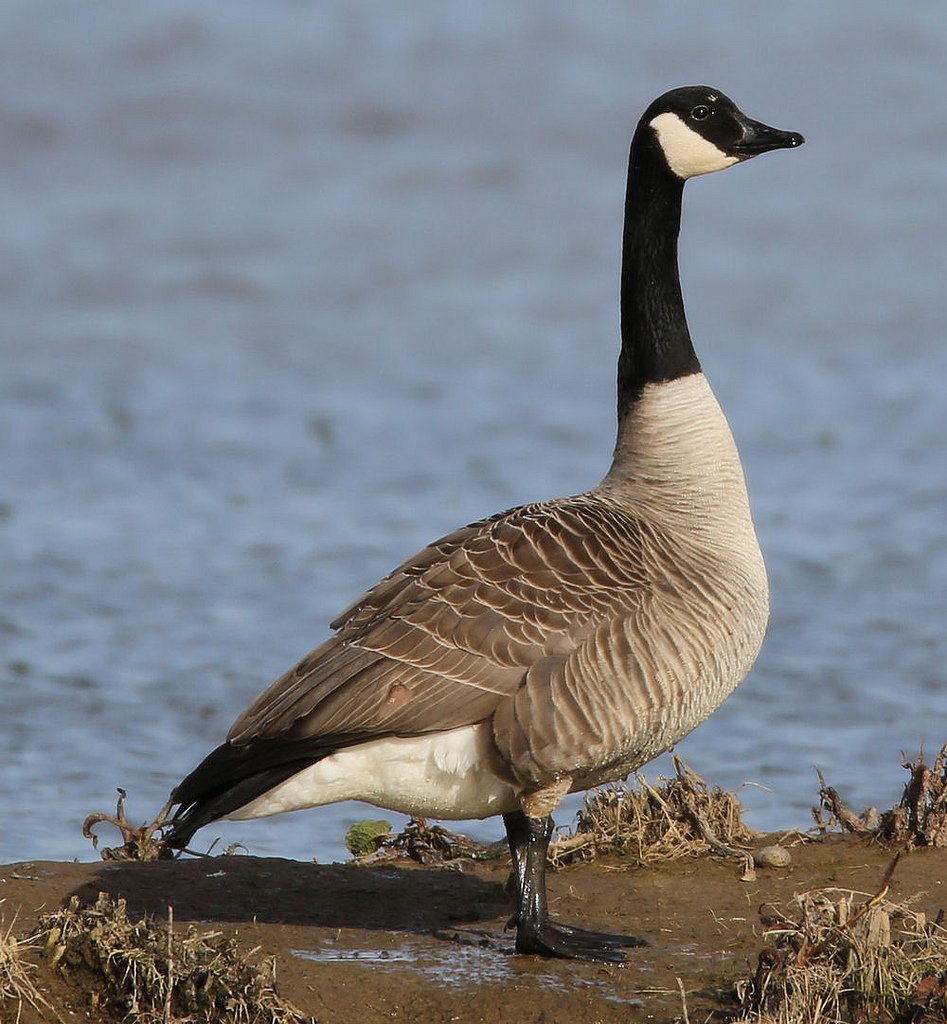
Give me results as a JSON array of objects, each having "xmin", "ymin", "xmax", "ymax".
[{"xmin": 617, "ymin": 131, "xmax": 700, "ymax": 421}]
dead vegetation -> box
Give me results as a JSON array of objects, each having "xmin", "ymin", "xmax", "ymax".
[
  {"xmin": 352, "ymin": 817, "xmax": 506, "ymax": 866},
  {"xmin": 0, "ymin": 914, "xmax": 56, "ymax": 1023},
  {"xmin": 83, "ymin": 789, "xmax": 173, "ymax": 862},
  {"xmin": 549, "ymin": 755, "xmax": 760, "ymax": 870},
  {"xmin": 735, "ymin": 858, "xmax": 947, "ymax": 1024},
  {"xmin": 37, "ymin": 892, "xmax": 310, "ymax": 1024},
  {"xmin": 814, "ymin": 744, "xmax": 947, "ymax": 847}
]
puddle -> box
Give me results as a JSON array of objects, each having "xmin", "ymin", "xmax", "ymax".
[
  {"xmin": 293, "ymin": 936, "xmax": 644, "ymax": 1006},
  {"xmin": 294, "ymin": 936, "xmax": 515, "ymax": 987},
  {"xmin": 294, "ymin": 945, "xmax": 418, "ymax": 965}
]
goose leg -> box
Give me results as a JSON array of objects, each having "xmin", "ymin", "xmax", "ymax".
[{"xmin": 502, "ymin": 810, "xmax": 646, "ymax": 962}]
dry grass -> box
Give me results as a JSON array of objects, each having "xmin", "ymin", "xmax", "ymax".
[
  {"xmin": 0, "ymin": 912, "xmax": 56, "ymax": 1023},
  {"xmin": 550, "ymin": 755, "xmax": 759, "ymax": 869},
  {"xmin": 40, "ymin": 892, "xmax": 310, "ymax": 1023},
  {"xmin": 735, "ymin": 862, "xmax": 947, "ymax": 1023}
]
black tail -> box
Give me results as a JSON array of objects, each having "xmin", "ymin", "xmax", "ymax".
[{"xmin": 165, "ymin": 737, "xmax": 330, "ymax": 849}]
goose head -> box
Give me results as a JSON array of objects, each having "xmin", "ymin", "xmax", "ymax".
[{"xmin": 641, "ymin": 86, "xmax": 804, "ymax": 180}]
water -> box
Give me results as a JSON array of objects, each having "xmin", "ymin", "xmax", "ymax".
[
  {"xmin": 2, "ymin": 3, "xmax": 946, "ymax": 865},
  {"xmin": 293, "ymin": 938, "xmax": 644, "ymax": 1005}
]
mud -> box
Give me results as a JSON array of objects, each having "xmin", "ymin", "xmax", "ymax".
[{"xmin": 2, "ymin": 835, "xmax": 945, "ymax": 1023}]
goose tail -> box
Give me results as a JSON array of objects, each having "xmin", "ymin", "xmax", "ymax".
[{"xmin": 163, "ymin": 738, "xmax": 324, "ymax": 850}]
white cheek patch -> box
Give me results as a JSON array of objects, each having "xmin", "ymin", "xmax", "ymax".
[{"xmin": 649, "ymin": 111, "xmax": 739, "ymax": 179}]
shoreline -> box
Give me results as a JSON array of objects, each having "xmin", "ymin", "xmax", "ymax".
[{"xmin": 3, "ymin": 832, "xmax": 946, "ymax": 1023}]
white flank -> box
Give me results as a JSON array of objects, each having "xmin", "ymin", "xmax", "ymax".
[
  {"xmin": 649, "ymin": 111, "xmax": 738, "ymax": 179},
  {"xmin": 227, "ymin": 723, "xmax": 519, "ymax": 822}
]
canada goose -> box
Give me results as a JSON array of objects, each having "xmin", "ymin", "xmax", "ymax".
[{"xmin": 165, "ymin": 87, "xmax": 803, "ymax": 963}]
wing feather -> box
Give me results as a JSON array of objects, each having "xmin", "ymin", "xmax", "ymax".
[{"xmin": 227, "ymin": 496, "xmax": 650, "ymax": 749}]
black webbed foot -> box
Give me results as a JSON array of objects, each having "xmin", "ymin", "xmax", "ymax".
[
  {"xmin": 542, "ymin": 920, "xmax": 647, "ymax": 949},
  {"xmin": 505, "ymin": 913, "xmax": 646, "ymax": 951},
  {"xmin": 503, "ymin": 810, "xmax": 648, "ymax": 964},
  {"xmin": 515, "ymin": 919, "xmax": 633, "ymax": 963}
]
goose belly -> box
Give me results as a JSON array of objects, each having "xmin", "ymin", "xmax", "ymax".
[{"xmin": 227, "ymin": 724, "xmax": 519, "ymax": 823}]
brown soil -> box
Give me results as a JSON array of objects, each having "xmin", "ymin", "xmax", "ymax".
[{"xmin": 2, "ymin": 835, "xmax": 946, "ymax": 1024}]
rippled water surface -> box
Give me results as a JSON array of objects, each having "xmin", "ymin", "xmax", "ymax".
[{"xmin": 2, "ymin": 3, "xmax": 946, "ymax": 864}]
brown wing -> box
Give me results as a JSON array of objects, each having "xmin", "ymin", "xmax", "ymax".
[{"xmin": 227, "ymin": 495, "xmax": 650, "ymax": 747}]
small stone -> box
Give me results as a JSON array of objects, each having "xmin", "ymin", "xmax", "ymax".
[{"xmin": 753, "ymin": 845, "xmax": 792, "ymax": 869}]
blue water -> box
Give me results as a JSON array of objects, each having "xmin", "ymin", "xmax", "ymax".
[{"xmin": 2, "ymin": 3, "xmax": 946, "ymax": 865}]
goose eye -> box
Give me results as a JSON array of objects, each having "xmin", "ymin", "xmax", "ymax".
[{"xmin": 690, "ymin": 104, "xmax": 711, "ymax": 121}]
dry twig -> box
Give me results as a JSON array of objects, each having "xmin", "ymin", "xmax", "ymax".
[
  {"xmin": 813, "ymin": 744, "xmax": 947, "ymax": 848},
  {"xmin": 82, "ymin": 788, "xmax": 174, "ymax": 861}
]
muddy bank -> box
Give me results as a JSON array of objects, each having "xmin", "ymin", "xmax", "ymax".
[{"xmin": 2, "ymin": 833, "xmax": 946, "ymax": 1023}]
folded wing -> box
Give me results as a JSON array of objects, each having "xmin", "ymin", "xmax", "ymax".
[{"xmin": 228, "ymin": 496, "xmax": 649, "ymax": 747}]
